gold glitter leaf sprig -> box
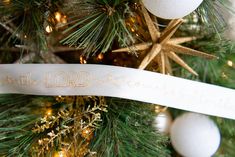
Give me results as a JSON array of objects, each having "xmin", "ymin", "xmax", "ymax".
[{"xmin": 31, "ymin": 96, "xmax": 107, "ymax": 157}]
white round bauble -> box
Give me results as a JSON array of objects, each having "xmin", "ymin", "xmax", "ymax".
[
  {"xmin": 223, "ymin": 1, "xmax": 235, "ymax": 40},
  {"xmin": 170, "ymin": 113, "xmax": 220, "ymax": 157},
  {"xmin": 153, "ymin": 111, "xmax": 172, "ymax": 134},
  {"xmin": 143, "ymin": 0, "xmax": 204, "ymax": 19}
]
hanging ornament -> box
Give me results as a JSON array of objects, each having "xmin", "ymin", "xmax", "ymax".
[
  {"xmin": 153, "ymin": 106, "xmax": 172, "ymax": 134},
  {"xmin": 223, "ymin": 1, "xmax": 235, "ymax": 40},
  {"xmin": 170, "ymin": 113, "xmax": 221, "ymax": 157},
  {"xmin": 113, "ymin": 3, "xmax": 216, "ymax": 75},
  {"xmin": 142, "ymin": 0, "xmax": 203, "ymax": 19}
]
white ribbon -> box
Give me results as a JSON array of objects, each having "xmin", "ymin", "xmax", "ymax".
[{"xmin": 0, "ymin": 64, "xmax": 235, "ymax": 119}]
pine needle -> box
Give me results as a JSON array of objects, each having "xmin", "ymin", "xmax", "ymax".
[
  {"xmin": 61, "ymin": 0, "xmax": 135, "ymax": 57},
  {"xmin": 91, "ymin": 98, "xmax": 170, "ymax": 157}
]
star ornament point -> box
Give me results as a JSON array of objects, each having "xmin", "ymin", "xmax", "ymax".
[{"xmin": 112, "ymin": 4, "xmax": 217, "ymax": 76}]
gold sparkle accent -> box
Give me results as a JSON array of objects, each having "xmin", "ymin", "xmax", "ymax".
[{"xmin": 113, "ymin": 3, "xmax": 217, "ymax": 75}]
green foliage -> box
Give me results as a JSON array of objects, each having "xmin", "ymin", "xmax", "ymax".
[
  {"xmin": 0, "ymin": 95, "xmax": 38, "ymax": 157},
  {"xmin": 0, "ymin": 95, "xmax": 61, "ymax": 156},
  {"xmin": 0, "ymin": 96, "xmax": 171, "ymax": 157},
  {"xmin": 176, "ymin": 35, "xmax": 235, "ymax": 89},
  {"xmin": 91, "ymin": 98, "xmax": 170, "ymax": 157},
  {"xmin": 61, "ymin": 0, "xmax": 135, "ymax": 57},
  {"xmin": 0, "ymin": 0, "xmax": 62, "ymax": 50},
  {"xmin": 215, "ymin": 118, "xmax": 235, "ymax": 157},
  {"xmin": 196, "ymin": 0, "xmax": 232, "ymax": 34}
]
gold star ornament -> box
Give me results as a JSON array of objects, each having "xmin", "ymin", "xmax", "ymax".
[{"xmin": 113, "ymin": 3, "xmax": 217, "ymax": 76}]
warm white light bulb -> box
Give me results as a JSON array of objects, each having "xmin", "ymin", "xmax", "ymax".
[
  {"xmin": 3, "ymin": 0, "xmax": 10, "ymax": 5},
  {"xmin": 55, "ymin": 12, "xmax": 62, "ymax": 22},
  {"xmin": 227, "ymin": 60, "xmax": 233, "ymax": 67},
  {"xmin": 45, "ymin": 25, "xmax": 53, "ymax": 33}
]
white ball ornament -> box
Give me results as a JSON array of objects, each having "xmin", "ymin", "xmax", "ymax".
[
  {"xmin": 153, "ymin": 111, "xmax": 172, "ymax": 134},
  {"xmin": 223, "ymin": 1, "xmax": 235, "ymax": 40},
  {"xmin": 143, "ymin": 0, "xmax": 204, "ymax": 19},
  {"xmin": 170, "ymin": 113, "xmax": 220, "ymax": 157}
]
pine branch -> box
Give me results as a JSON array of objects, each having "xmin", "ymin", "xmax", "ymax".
[
  {"xmin": 0, "ymin": 0, "xmax": 63, "ymax": 51},
  {"xmin": 0, "ymin": 95, "xmax": 39, "ymax": 157},
  {"xmin": 196, "ymin": 0, "xmax": 233, "ymax": 34},
  {"xmin": 174, "ymin": 34, "xmax": 235, "ymax": 89},
  {"xmin": 61, "ymin": 0, "xmax": 135, "ymax": 57},
  {"xmin": 91, "ymin": 98, "xmax": 170, "ymax": 157},
  {"xmin": 214, "ymin": 118, "xmax": 235, "ymax": 157}
]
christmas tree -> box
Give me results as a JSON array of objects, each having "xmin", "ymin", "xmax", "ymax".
[{"xmin": 0, "ymin": 0, "xmax": 235, "ymax": 156}]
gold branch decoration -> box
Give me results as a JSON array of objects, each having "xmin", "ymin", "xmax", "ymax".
[{"xmin": 31, "ymin": 96, "xmax": 107, "ymax": 157}]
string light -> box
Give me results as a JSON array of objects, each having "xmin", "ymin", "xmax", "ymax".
[
  {"xmin": 61, "ymin": 16, "xmax": 67, "ymax": 24},
  {"xmin": 46, "ymin": 109, "xmax": 52, "ymax": 116},
  {"xmin": 222, "ymin": 72, "xmax": 228, "ymax": 79},
  {"xmin": 55, "ymin": 12, "xmax": 62, "ymax": 22},
  {"xmin": 45, "ymin": 25, "xmax": 53, "ymax": 33},
  {"xmin": 155, "ymin": 105, "xmax": 168, "ymax": 113},
  {"xmin": 3, "ymin": 0, "xmax": 10, "ymax": 5},
  {"xmin": 97, "ymin": 53, "xmax": 104, "ymax": 60},
  {"xmin": 80, "ymin": 56, "xmax": 87, "ymax": 64},
  {"xmin": 54, "ymin": 12, "xmax": 67, "ymax": 29},
  {"xmin": 38, "ymin": 139, "xmax": 43, "ymax": 145},
  {"xmin": 54, "ymin": 12, "xmax": 67, "ymax": 24},
  {"xmin": 227, "ymin": 60, "xmax": 233, "ymax": 67}
]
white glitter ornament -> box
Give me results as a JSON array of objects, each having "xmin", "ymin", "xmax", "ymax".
[
  {"xmin": 170, "ymin": 113, "xmax": 220, "ymax": 157},
  {"xmin": 143, "ymin": 0, "xmax": 204, "ymax": 19},
  {"xmin": 153, "ymin": 111, "xmax": 172, "ymax": 134}
]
